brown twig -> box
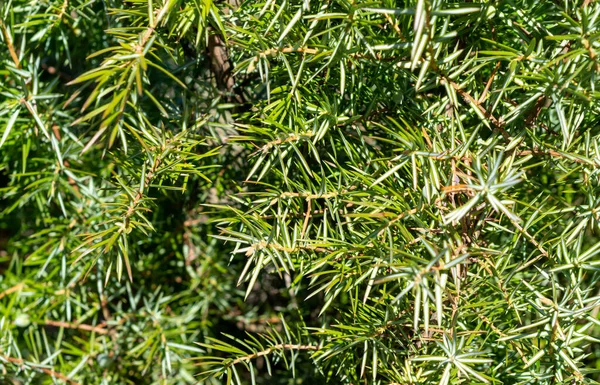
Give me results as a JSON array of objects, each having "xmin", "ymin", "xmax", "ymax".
[
  {"xmin": 57, "ymin": 0, "xmax": 69, "ymax": 22},
  {"xmin": 244, "ymin": 240, "xmax": 328, "ymax": 256},
  {"xmin": 582, "ymin": 37, "xmax": 600, "ymax": 72},
  {"xmin": 254, "ymin": 132, "xmax": 314, "ymax": 156},
  {"xmin": 0, "ymin": 20, "xmax": 20, "ymax": 68},
  {"xmin": 440, "ymin": 73, "xmax": 510, "ymax": 140},
  {"xmin": 42, "ymin": 319, "xmax": 108, "ymax": 335},
  {"xmin": 0, "ymin": 354, "xmax": 82, "ymax": 385},
  {"xmin": 278, "ymin": 190, "xmax": 342, "ymax": 200},
  {"xmin": 228, "ymin": 344, "xmax": 318, "ymax": 366},
  {"xmin": 0, "ymin": 283, "xmax": 25, "ymax": 300},
  {"xmin": 300, "ymin": 198, "xmax": 312, "ymax": 239},
  {"xmin": 517, "ymin": 149, "xmax": 588, "ymax": 164},
  {"xmin": 139, "ymin": 3, "xmax": 170, "ymax": 50},
  {"xmin": 523, "ymin": 95, "xmax": 548, "ymax": 128},
  {"xmin": 478, "ymin": 61, "xmax": 501, "ymax": 104},
  {"xmin": 382, "ymin": 13, "xmax": 405, "ymax": 40}
]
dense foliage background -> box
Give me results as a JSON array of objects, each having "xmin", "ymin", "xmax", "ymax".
[{"xmin": 2, "ymin": 0, "xmax": 600, "ymax": 384}]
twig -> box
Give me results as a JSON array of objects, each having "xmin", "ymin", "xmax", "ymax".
[
  {"xmin": 523, "ymin": 95, "xmax": 548, "ymax": 128},
  {"xmin": 42, "ymin": 319, "xmax": 108, "ymax": 335},
  {"xmin": 0, "ymin": 354, "xmax": 82, "ymax": 385},
  {"xmin": 138, "ymin": 3, "xmax": 170, "ymax": 51},
  {"xmin": 245, "ymin": 240, "xmax": 328, "ymax": 256},
  {"xmin": 517, "ymin": 149, "xmax": 588, "ymax": 164},
  {"xmin": 583, "ymin": 0, "xmax": 596, "ymax": 7},
  {"xmin": 478, "ymin": 61, "xmax": 501, "ymax": 104},
  {"xmin": 439, "ymin": 72, "xmax": 510, "ymax": 140},
  {"xmin": 382, "ymin": 13, "xmax": 405, "ymax": 40},
  {"xmin": 254, "ymin": 132, "xmax": 314, "ymax": 155},
  {"xmin": 228, "ymin": 344, "xmax": 318, "ymax": 366},
  {"xmin": 0, "ymin": 20, "xmax": 20, "ymax": 68},
  {"xmin": 300, "ymin": 198, "xmax": 312, "ymax": 239},
  {"xmin": 0, "ymin": 283, "xmax": 25, "ymax": 300},
  {"xmin": 279, "ymin": 190, "xmax": 341, "ymax": 200}
]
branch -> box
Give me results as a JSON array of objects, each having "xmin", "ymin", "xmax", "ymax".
[
  {"xmin": 244, "ymin": 240, "xmax": 328, "ymax": 256},
  {"xmin": 42, "ymin": 320, "xmax": 109, "ymax": 335},
  {"xmin": 0, "ymin": 283, "xmax": 25, "ymax": 300},
  {"xmin": 437, "ymin": 70, "xmax": 510, "ymax": 140},
  {"xmin": 0, "ymin": 20, "xmax": 20, "ymax": 68},
  {"xmin": 254, "ymin": 132, "xmax": 314, "ymax": 155},
  {"xmin": 228, "ymin": 344, "xmax": 318, "ymax": 366},
  {"xmin": 0, "ymin": 354, "xmax": 82, "ymax": 385},
  {"xmin": 517, "ymin": 149, "xmax": 588, "ymax": 164},
  {"xmin": 138, "ymin": 2, "xmax": 171, "ymax": 52}
]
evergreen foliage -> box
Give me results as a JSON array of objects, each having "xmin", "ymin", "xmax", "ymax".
[{"xmin": 1, "ymin": 0, "xmax": 600, "ymax": 384}]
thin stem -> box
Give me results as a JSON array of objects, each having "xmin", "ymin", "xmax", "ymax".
[
  {"xmin": 229, "ymin": 344, "xmax": 318, "ymax": 366},
  {"xmin": 41, "ymin": 319, "xmax": 108, "ymax": 335},
  {"xmin": 0, "ymin": 354, "xmax": 82, "ymax": 385},
  {"xmin": 0, "ymin": 20, "xmax": 20, "ymax": 68}
]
